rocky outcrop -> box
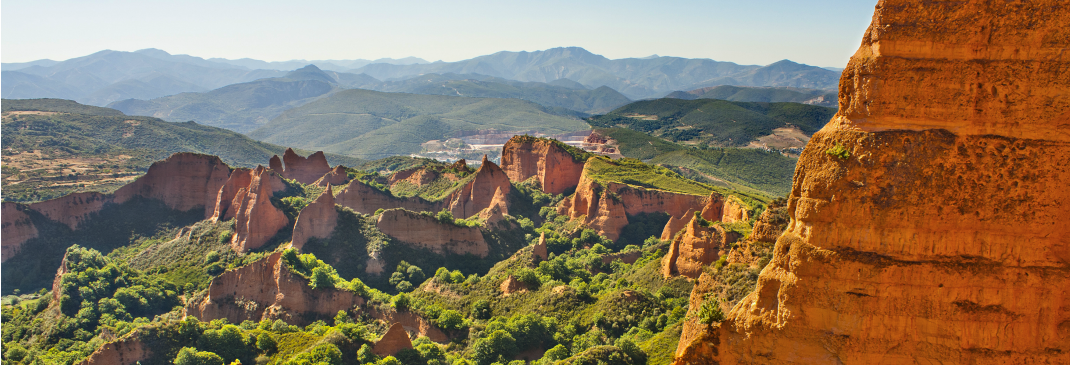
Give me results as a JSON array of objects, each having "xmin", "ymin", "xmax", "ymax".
[
  {"xmin": 477, "ymin": 187, "xmax": 509, "ymax": 226},
  {"xmin": 276, "ymin": 148, "xmax": 332, "ymax": 185},
  {"xmin": 210, "ymin": 168, "xmax": 254, "ymax": 221},
  {"xmin": 369, "ymin": 308, "xmax": 449, "ymax": 343},
  {"xmin": 661, "ymin": 218, "xmax": 741, "ymax": 278},
  {"xmin": 373, "ymin": 323, "xmax": 414, "ymax": 357},
  {"xmin": 376, "ymin": 209, "xmax": 488, "ymax": 257},
  {"xmin": 532, "ymin": 233, "xmax": 548, "ymax": 261},
  {"xmin": 291, "ymin": 186, "xmax": 338, "ymax": 250},
  {"xmin": 230, "ymin": 166, "xmax": 288, "ymax": 252},
  {"xmin": 443, "ymin": 156, "xmax": 512, "ymax": 219},
  {"xmin": 500, "ymin": 136, "xmax": 587, "ymax": 194},
  {"xmin": 1, "ymin": 202, "xmax": 38, "ymax": 262},
  {"xmin": 77, "ymin": 333, "xmax": 150, "ymax": 365},
  {"xmin": 112, "ymin": 152, "xmax": 231, "ymax": 218},
  {"xmin": 557, "ymin": 168, "xmax": 712, "ymax": 241},
  {"xmin": 660, "ymin": 209, "xmax": 696, "ymax": 241},
  {"xmin": 500, "ymin": 275, "xmax": 525, "ymax": 296},
  {"xmin": 24, "ymin": 153, "xmax": 233, "ymax": 232},
  {"xmin": 336, "ymin": 179, "xmax": 439, "ymax": 215},
  {"xmin": 315, "ymin": 166, "xmax": 349, "ymax": 187},
  {"xmin": 25, "ymin": 192, "xmax": 109, "ymax": 230},
  {"xmin": 674, "ymin": 2, "xmax": 1070, "ymax": 363},
  {"xmin": 188, "ymin": 252, "xmax": 364, "ymax": 325}
]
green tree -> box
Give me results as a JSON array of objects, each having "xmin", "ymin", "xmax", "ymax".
[
  {"xmin": 435, "ymin": 267, "xmax": 451, "ymax": 283},
  {"xmin": 358, "ymin": 344, "xmax": 379, "ymax": 364},
  {"xmin": 310, "ymin": 266, "xmax": 336, "ymax": 289},
  {"xmin": 437, "ymin": 310, "xmax": 464, "ymax": 330},
  {"xmin": 256, "ymin": 332, "xmax": 277, "ymax": 353},
  {"xmin": 377, "ymin": 356, "xmax": 403, "ymax": 365},
  {"xmin": 471, "ymin": 299, "xmax": 492, "ymax": 319},
  {"xmin": 174, "ymin": 347, "xmax": 224, "ymax": 365},
  {"xmin": 393, "ymin": 293, "xmax": 411, "ymax": 311},
  {"xmin": 286, "ymin": 343, "xmax": 342, "ymax": 365},
  {"xmin": 471, "ymin": 330, "xmax": 518, "ymax": 365}
]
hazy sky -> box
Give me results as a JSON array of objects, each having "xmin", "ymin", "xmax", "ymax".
[{"xmin": 2, "ymin": 0, "xmax": 877, "ymax": 68}]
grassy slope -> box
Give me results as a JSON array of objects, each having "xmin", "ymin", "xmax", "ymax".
[
  {"xmin": 1, "ymin": 99, "xmax": 363, "ymax": 202},
  {"xmin": 376, "ymin": 73, "xmax": 632, "ymax": 114},
  {"xmin": 587, "ymin": 98, "xmax": 835, "ymax": 147},
  {"xmin": 667, "ymin": 85, "xmax": 837, "ymax": 107},
  {"xmin": 595, "ymin": 128, "xmax": 794, "ymax": 198},
  {"xmin": 248, "ymin": 89, "xmax": 590, "ymax": 159}
]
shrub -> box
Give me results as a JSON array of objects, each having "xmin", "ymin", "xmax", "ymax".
[
  {"xmin": 698, "ymin": 299, "xmax": 724, "ymax": 324},
  {"xmin": 471, "ymin": 299, "xmax": 492, "ymax": 319},
  {"xmin": 174, "ymin": 347, "xmax": 224, "ymax": 365},
  {"xmin": 437, "ymin": 310, "xmax": 464, "ymax": 330},
  {"xmin": 393, "ymin": 293, "xmax": 411, "ymax": 311},
  {"xmin": 471, "ymin": 330, "xmax": 518, "ymax": 365},
  {"xmin": 825, "ymin": 143, "xmax": 850, "ymax": 160},
  {"xmin": 256, "ymin": 332, "xmax": 277, "ymax": 353}
]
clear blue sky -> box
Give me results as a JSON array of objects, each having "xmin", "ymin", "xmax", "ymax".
[{"xmin": 1, "ymin": 0, "xmax": 877, "ymax": 68}]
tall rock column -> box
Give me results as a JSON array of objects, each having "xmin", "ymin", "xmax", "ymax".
[
  {"xmin": 291, "ymin": 185, "xmax": 339, "ymax": 250},
  {"xmin": 675, "ymin": 1, "xmax": 1070, "ymax": 364},
  {"xmin": 231, "ymin": 167, "xmax": 289, "ymax": 252}
]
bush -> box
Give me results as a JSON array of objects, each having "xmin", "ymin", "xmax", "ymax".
[
  {"xmin": 393, "ymin": 293, "xmax": 411, "ymax": 311},
  {"xmin": 698, "ymin": 299, "xmax": 724, "ymax": 324},
  {"xmin": 437, "ymin": 310, "xmax": 464, "ymax": 330},
  {"xmin": 174, "ymin": 347, "xmax": 225, "ymax": 365},
  {"xmin": 471, "ymin": 330, "xmax": 518, "ymax": 365},
  {"xmin": 471, "ymin": 299, "xmax": 492, "ymax": 319},
  {"xmin": 256, "ymin": 332, "xmax": 277, "ymax": 353},
  {"xmin": 825, "ymin": 143, "xmax": 850, "ymax": 160}
]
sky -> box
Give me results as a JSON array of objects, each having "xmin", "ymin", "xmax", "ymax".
[{"xmin": 1, "ymin": 0, "xmax": 877, "ymax": 68}]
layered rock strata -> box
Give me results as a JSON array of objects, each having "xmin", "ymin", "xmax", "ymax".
[
  {"xmin": 112, "ymin": 152, "xmax": 231, "ymax": 218},
  {"xmin": 674, "ymin": 1, "xmax": 1070, "ymax": 363},
  {"xmin": 188, "ymin": 252, "xmax": 365, "ymax": 325},
  {"xmin": 291, "ymin": 186, "xmax": 338, "ymax": 249},
  {"xmin": 77, "ymin": 333, "xmax": 150, "ymax": 365},
  {"xmin": 500, "ymin": 136, "xmax": 587, "ymax": 194},
  {"xmin": 376, "ymin": 209, "xmax": 489, "ymax": 257},
  {"xmin": 1, "ymin": 202, "xmax": 39, "ymax": 262}
]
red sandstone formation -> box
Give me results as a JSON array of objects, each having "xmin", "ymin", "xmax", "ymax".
[
  {"xmin": 477, "ymin": 187, "xmax": 509, "ymax": 226},
  {"xmin": 112, "ymin": 153, "xmax": 231, "ymax": 218},
  {"xmin": 188, "ymin": 252, "xmax": 364, "ymax": 325},
  {"xmin": 532, "ymin": 233, "xmax": 548, "ymax": 261},
  {"xmin": 269, "ymin": 154, "xmax": 284, "ymax": 173},
  {"xmin": 376, "ymin": 209, "xmax": 489, "ymax": 257},
  {"xmin": 448, "ymin": 159, "xmax": 467, "ymax": 171},
  {"xmin": 210, "ymin": 168, "xmax": 254, "ymax": 221},
  {"xmin": 661, "ymin": 218, "xmax": 741, "ymax": 279},
  {"xmin": 369, "ymin": 307, "xmax": 450, "ymax": 343},
  {"xmin": 315, "ymin": 166, "xmax": 349, "ymax": 187},
  {"xmin": 500, "ymin": 136, "xmax": 587, "ymax": 194},
  {"xmin": 443, "ymin": 156, "xmax": 512, "ymax": 219},
  {"xmin": 1, "ymin": 202, "xmax": 38, "ymax": 262},
  {"xmin": 674, "ymin": 1, "xmax": 1070, "ymax": 363},
  {"xmin": 24, "ymin": 192, "xmax": 109, "ymax": 230},
  {"xmin": 500, "ymin": 275, "xmax": 524, "ymax": 296},
  {"xmin": 276, "ymin": 148, "xmax": 333, "ymax": 184},
  {"xmin": 557, "ymin": 169, "xmax": 712, "ymax": 240},
  {"xmin": 373, "ymin": 323, "xmax": 414, "ymax": 357},
  {"xmin": 660, "ymin": 209, "xmax": 696, "ymax": 241},
  {"xmin": 336, "ymin": 179, "xmax": 439, "ymax": 215},
  {"xmin": 77, "ymin": 333, "xmax": 150, "ymax": 365},
  {"xmin": 230, "ymin": 166, "xmax": 288, "ymax": 252},
  {"xmin": 291, "ymin": 186, "xmax": 338, "ymax": 250}
]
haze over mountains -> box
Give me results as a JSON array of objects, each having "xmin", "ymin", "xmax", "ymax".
[{"xmin": 3, "ymin": 47, "xmax": 840, "ymax": 110}]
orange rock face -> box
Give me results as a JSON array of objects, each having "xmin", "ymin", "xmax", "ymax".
[
  {"xmin": 188, "ymin": 252, "xmax": 365, "ymax": 325},
  {"xmin": 77, "ymin": 334, "xmax": 150, "ymax": 365},
  {"xmin": 532, "ymin": 233, "xmax": 548, "ymax": 261},
  {"xmin": 279, "ymin": 148, "xmax": 333, "ymax": 184},
  {"xmin": 230, "ymin": 166, "xmax": 288, "ymax": 252},
  {"xmin": 291, "ymin": 186, "xmax": 338, "ymax": 250},
  {"xmin": 315, "ymin": 166, "xmax": 350, "ymax": 187},
  {"xmin": 558, "ymin": 168, "xmax": 712, "ymax": 241},
  {"xmin": 113, "ymin": 152, "xmax": 231, "ymax": 218},
  {"xmin": 674, "ymin": 2, "xmax": 1070, "ymax": 364},
  {"xmin": 373, "ymin": 322, "xmax": 414, "ymax": 357},
  {"xmin": 661, "ymin": 218, "xmax": 741, "ymax": 279},
  {"xmin": 500, "ymin": 275, "xmax": 525, "ymax": 296},
  {"xmin": 336, "ymin": 179, "xmax": 440, "ymax": 215},
  {"xmin": 1, "ymin": 202, "xmax": 38, "ymax": 262},
  {"xmin": 443, "ymin": 156, "xmax": 512, "ymax": 219},
  {"xmin": 369, "ymin": 308, "xmax": 449, "ymax": 343},
  {"xmin": 210, "ymin": 168, "xmax": 254, "ymax": 221},
  {"xmin": 500, "ymin": 136, "xmax": 587, "ymax": 194},
  {"xmin": 27, "ymin": 192, "xmax": 110, "ymax": 230},
  {"xmin": 376, "ymin": 209, "xmax": 489, "ymax": 257}
]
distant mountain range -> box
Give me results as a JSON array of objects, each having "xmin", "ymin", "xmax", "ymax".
[
  {"xmin": 4, "ymin": 47, "xmax": 839, "ymax": 108},
  {"xmin": 349, "ymin": 47, "xmax": 840, "ymax": 99}
]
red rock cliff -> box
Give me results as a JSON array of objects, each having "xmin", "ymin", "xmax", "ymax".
[
  {"xmin": 376, "ymin": 209, "xmax": 489, "ymax": 257},
  {"xmin": 674, "ymin": 1, "xmax": 1070, "ymax": 363},
  {"xmin": 230, "ymin": 166, "xmax": 288, "ymax": 252},
  {"xmin": 188, "ymin": 252, "xmax": 365, "ymax": 325},
  {"xmin": 77, "ymin": 333, "xmax": 150, "ymax": 365},
  {"xmin": 336, "ymin": 179, "xmax": 440, "ymax": 215},
  {"xmin": 500, "ymin": 136, "xmax": 587, "ymax": 194},
  {"xmin": 291, "ymin": 185, "xmax": 338, "ymax": 250},
  {"xmin": 443, "ymin": 156, "xmax": 512, "ymax": 219},
  {"xmin": 1, "ymin": 202, "xmax": 39, "ymax": 262},
  {"xmin": 661, "ymin": 217, "xmax": 741, "ymax": 279},
  {"xmin": 112, "ymin": 152, "xmax": 231, "ymax": 218},
  {"xmin": 374, "ymin": 322, "xmax": 414, "ymax": 357},
  {"xmin": 279, "ymin": 148, "xmax": 333, "ymax": 185}
]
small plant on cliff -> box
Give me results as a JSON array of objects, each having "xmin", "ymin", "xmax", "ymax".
[
  {"xmin": 825, "ymin": 143, "xmax": 851, "ymax": 160},
  {"xmin": 697, "ymin": 298, "xmax": 725, "ymax": 325}
]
